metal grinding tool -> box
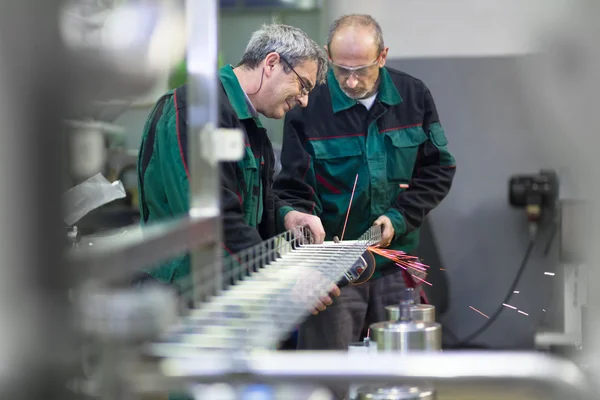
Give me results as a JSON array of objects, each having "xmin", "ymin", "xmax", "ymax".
[
  {"xmin": 356, "ymin": 386, "xmax": 436, "ymax": 400},
  {"xmin": 370, "ymin": 288, "xmax": 442, "ymax": 352},
  {"xmin": 152, "ymin": 225, "xmax": 382, "ymax": 352}
]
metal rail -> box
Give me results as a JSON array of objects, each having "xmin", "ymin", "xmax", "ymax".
[
  {"xmin": 68, "ymin": 215, "xmax": 217, "ymax": 283},
  {"xmin": 145, "ymin": 351, "xmax": 592, "ymax": 400},
  {"xmin": 187, "ymin": 0, "xmax": 222, "ymax": 304}
]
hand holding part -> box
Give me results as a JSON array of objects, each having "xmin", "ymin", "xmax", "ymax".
[
  {"xmin": 373, "ymin": 215, "xmax": 394, "ymax": 247},
  {"xmin": 290, "ymin": 267, "xmax": 340, "ymax": 315},
  {"xmin": 312, "ymin": 284, "xmax": 341, "ymax": 315},
  {"xmin": 284, "ymin": 210, "xmax": 325, "ymax": 244}
]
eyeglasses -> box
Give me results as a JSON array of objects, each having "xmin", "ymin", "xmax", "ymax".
[
  {"xmin": 330, "ymin": 59, "xmax": 379, "ymax": 79},
  {"xmin": 280, "ymin": 57, "xmax": 312, "ymax": 97}
]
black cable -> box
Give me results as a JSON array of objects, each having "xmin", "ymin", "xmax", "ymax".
[
  {"xmin": 543, "ymin": 221, "xmax": 559, "ymax": 257},
  {"xmin": 448, "ymin": 238, "xmax": 536, "ymax": 348}
]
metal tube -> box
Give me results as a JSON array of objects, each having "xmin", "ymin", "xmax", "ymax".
[
  {"xmin": 69, "ymin": 215, "xmax": 216, "ymax": 283},
  {"xmin": 156, "ymin": 351, "xmax": 592, "ymax": 400},
  {"xmin": 0, "ymin": 0, "xmax": 71, "ymax": 398},
  {"xmin": 186, "ymin": 0, "xmax": 222, "ymax": 304}
]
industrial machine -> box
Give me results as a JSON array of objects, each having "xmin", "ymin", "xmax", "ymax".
[
  {"xmin": 508, "ymin": 170, "xmax": 588, "ymax": 351},
  {"xmin": 534, "ymin": 199, "xmax": 588, "ymax": 351},
  {"xmin": 370, "ymin": 289, "xmax": 442, "ymax": 352},
  {"xmin": 347, "ymin": 289, "xmax": 440, "ymax": 400},
  {"xmin": 509, "ymin": 169, "xmax": 559, "ymax": 237}
]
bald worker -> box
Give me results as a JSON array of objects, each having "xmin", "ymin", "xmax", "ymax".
[{"xmin": 274, "ymin": 14, "xmax": 456, "ymax": 361}]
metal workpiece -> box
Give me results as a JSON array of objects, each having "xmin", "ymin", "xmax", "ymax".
[
  {"xmin": 385, "ymin": 305, "xmax": 436, "ymax": 323},
  {"xmin": 370, "ymin": 321, "xmax": 442, "ymax": 352},
  {"xmin": 152, "ymin": 225, "xmax": 381, "ymax": 350},
  {"xmin": 155, "ymin": 351, "xmax": 592, "ymax": 400},
  {"xmin": 68, "ymin": 214, "xmax": 216, "ymax": 283},
  {"xmin": 372, "ymin": 288, "xmax": 442, "ymax": 352}
]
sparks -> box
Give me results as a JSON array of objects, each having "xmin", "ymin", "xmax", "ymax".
[
  {"xmin": 502, "ymin": 303, "xmax": 517, "ymax": 310},
  {"xmin": 518, "ymin": 310, "xmax": 529, "ymax": 316},
  {"xmin": 368, "ymin": 246, "xmax": 433, "ymax": 286},
  {"xmin": 513, "ymin": 291, "xmax": 520, "ymax": 294},
  {"xmin": 544, "ymin": 272, "xmax": 555, "ymax": 276},
  {"xmin": 340, "ymin": 174, "xmax": 359, "ymax": 242},
  {"xmin": 469, "ymin": 306, "xmax": 490, "ymax": 319},
  {"xmin": 412, "ymin": 274, "xmax": 433, "ymax": 286}
]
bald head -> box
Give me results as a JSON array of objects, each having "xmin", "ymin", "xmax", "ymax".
[
  {"xmin": 327, "ymin": 14, "xmax": 384, "ymax": 62},
  {"xmin": 326, "ymin": 14, "xmax": 388, "ymax": 100},
  {"xmin": 328, "ymin": 25, "xmax": 380, "ymax": 67}
]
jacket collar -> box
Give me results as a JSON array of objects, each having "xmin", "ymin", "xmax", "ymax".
[
  {"xmin": 328, "ymin": 67, "xmax": 403, "ymax": 113},
  {"xmin": 219, "ymin": 64, "xmax": 261, "ymax": 124}
]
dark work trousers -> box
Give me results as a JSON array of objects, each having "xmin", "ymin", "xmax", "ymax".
[
  {"xmin": 298, "ymin": 268, "xmax": 407, "ymax": 349},
  {"xmin": 297, "ymin": 269, "xmax": 407, "ymax": 400}
]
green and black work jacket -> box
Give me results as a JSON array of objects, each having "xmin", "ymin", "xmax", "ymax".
[
  {"xmin": 274, "ymin": 67, "xmax": 456, "ymax": 278},
  {"xmin": 137, "ymin": 65, "xmax": 287, "ymax": 285}
]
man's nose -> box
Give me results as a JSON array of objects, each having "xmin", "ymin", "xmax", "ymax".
[
  {"xmin": 297, "ymin": 92, "xmax": 309, "ymax": 107},
  {"xmin": 345, "ymin": 74, "xmax": 359, "ymax": 88}
]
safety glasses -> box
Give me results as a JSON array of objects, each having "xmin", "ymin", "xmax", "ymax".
[
  {"xmin": 329, "ymin": 57, "xmax": 380, "ymax": 78},
  {"xmin": 280, "ymin": 57, "xmax": 312, "ymax": 97}
]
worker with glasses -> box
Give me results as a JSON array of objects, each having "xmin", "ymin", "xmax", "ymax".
[
  {"xmin": 136, "ymin": 24, "xmax": 339, "ymax": 313},
  {"xmin": 274, "ymin": 14, "xmax": 456, "ymax": 363}
]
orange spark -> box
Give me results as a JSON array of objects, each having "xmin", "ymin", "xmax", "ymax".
[
  {"xmin": 469, "ymin": 306, "xmax": 490, "ymax": 318},
  {"xmin": 367, "ymin": 246, "xmax": 432, "ymax": 286}
]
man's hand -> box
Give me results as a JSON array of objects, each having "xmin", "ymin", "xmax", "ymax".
[
  {"xmin": 311, "ymin": 283, "xmax": 341, "ymax": 315},
  {"xmin": 290, "ymin": 267, "xmax": 341, "ymax": 315},
  {"xmin": 373, "ymin": 215, "xmax": 395, "ymax": 247},
  {"xmin": 284, "ymin": 210, "xmax": 326, "ymax": 244}
]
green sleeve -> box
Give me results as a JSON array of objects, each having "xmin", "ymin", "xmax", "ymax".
[{"xmin": 155, "ymin": 98, "xmax": 190, "ymax": 217}]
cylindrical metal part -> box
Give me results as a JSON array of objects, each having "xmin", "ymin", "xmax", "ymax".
[
  {"xmin": 385, "ymin": 304, "xmax": 436, "ymax": 323},
  {"xmin": 356, "ymin": 386, "xmax": 436, "ymax": 399},
  {"xmin": 369, "ymin": 321, "xmax": 442, "ymax": 352}
]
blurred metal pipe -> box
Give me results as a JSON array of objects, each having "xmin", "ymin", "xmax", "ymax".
[
  {"xmin": 0, "ymin": 0, "xmax": 72, "ymax": 398},
  {"xmin": 154, "ymin": 351, "xmax": 592, "ymax": 400},
  {"xmin": 187, "ymin": 0, "xmax": 222, "ymax": 304},
  {"xmin": 68, "ymin": 215, "xmax": 216, "ymax": 283}
]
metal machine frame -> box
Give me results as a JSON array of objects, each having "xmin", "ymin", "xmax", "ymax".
[{"xmin": 535, "ymin": 200, "xmax": 588, "ymax": 349}]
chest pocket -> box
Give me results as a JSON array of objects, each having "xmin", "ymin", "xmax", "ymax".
[
  {"xmin": 385, "ymin": 126, "xmax": 428, "ymax": 182},
  {"xmin": 310, "ymin": 136, "xmax": 363, "ymax": 193},
  {"xmin": 237, "ymin": 146, "xmax": 261, "ymax": 227}
]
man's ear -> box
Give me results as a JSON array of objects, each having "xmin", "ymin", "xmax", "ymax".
[
  {"xmin": 324, "ymin": 45, "xmax": 331, "ymax": 60},
  {"xmin": 378, "ymin": 47, "xmax": 389, "ymax": 67},
  {"xmin": 263, "ymin": 52, "xmax": 280, "ymax": 76}
]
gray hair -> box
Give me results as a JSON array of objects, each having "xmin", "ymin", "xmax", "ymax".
[
  {"xmin": 238, "ymin": 23, "xmax": 328, "ymax": 85},
  {"xmin": 327, "ymin": 14, "xmax": 385, "ymax": 56}
]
